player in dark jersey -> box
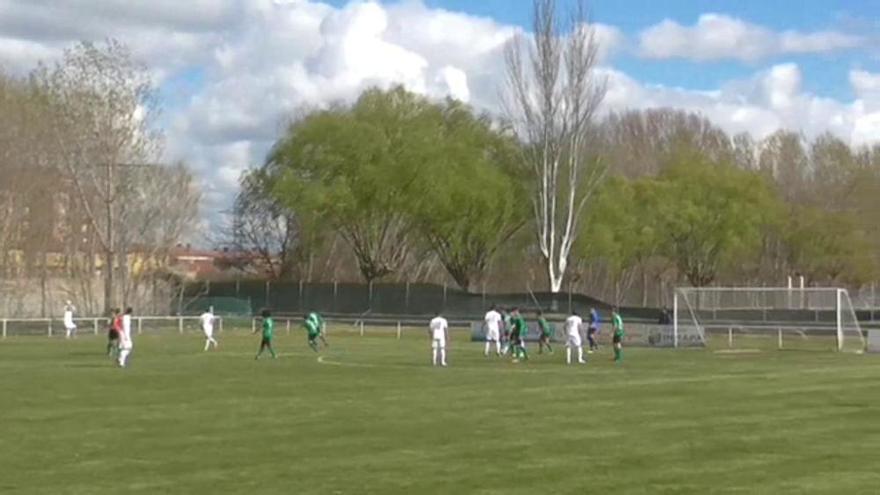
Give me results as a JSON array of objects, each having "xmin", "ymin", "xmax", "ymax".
[
  {"xmin": 106, "ymin": 308, "xmax": 121, "ymax": 357},
  {"xmin": 254, "ymin": 309, "xmax": 277, "ymax": 360},
  {"xmin": 509, "ymin": 308, "xmax": 529, "ymax": 362},
  {"xmin": 612, "ymin": 308, "xmax": 625, "ymax": 363},
  {"xmin": 536, "ymin": 310, "xmax": 554, "ymax": 354},
  {"xmin": 587, "ymin": 307, "xmax": 600, "ymax": 353}
]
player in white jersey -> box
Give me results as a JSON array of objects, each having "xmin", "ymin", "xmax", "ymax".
[
  {"xmin": 118, "ymin": 307, "xmax": 134, "ymax": 368},
  {"xmin": 483, "ymin": 305, "xmax": 502, "ymax": 357},
  {"xmin": 428, "ymin": 313, "xmax": 449, "ymax": 367},
  {"xmin": 63, "ymin": 301, "xmax": 77, "ymax": 339},
  {"xmin": 200, "ymin": 309, "xmax": 218, "ymax": 351},
  {"xmin": 564, "ymin": 311, "xmax": 586, "ymax": 365}
]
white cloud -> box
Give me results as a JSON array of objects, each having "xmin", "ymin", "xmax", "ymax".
[
  {"xmin": 849, "ymin": 69, "xmax": 880, "ymax": 143},
  {"xmin": 0, "ymin": 35, "xmax": 58, "ymax": 73},
  {"xmin": 851, "ymin": 69, "xmax": 880, "ymax": 100},
  {"xmin": 602, "ymin": 63, "xmax": 880, "ymax": 148},
  {"xmin": 638, "ymin": 13, "xmax": 864, "ymax": 62}
]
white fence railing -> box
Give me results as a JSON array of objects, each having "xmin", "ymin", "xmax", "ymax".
[{"xmin": 0, "ymin": 316, "xmax": 225, "ymax": 338}]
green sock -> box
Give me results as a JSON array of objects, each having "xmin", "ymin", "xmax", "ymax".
[
  {"xmin": 614, "ymin": 348, "xmax": 622, "ymax": 361},
  {"xmin": 269, "ymin": 346, "xmax": 276, "ymax": 358}
]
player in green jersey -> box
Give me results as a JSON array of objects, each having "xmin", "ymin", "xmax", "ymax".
[
  {"xmin": 509, "ymin": 308, "xmax": 529, "ymax": 362},
  {"xmin": 254, "ymin": 309, "xmax": 277, "ymax": 359},
  {"xmin": 306, "ymin": 311, "xmax": 329, "ymax": 348},
  {"xmin": 304, "ymin": 315, "xmax": 320, "ymax": 352},
  {"xmin": 501, "ymin": 307, "xmax": 513, "ymax": 355},
  {"xmin": 536, "ymin": 310, "xmax": 554, "ymax": 354},
  {"xmin": 612, "ymin": 308, "xmax": 624, "ymax": 363}
]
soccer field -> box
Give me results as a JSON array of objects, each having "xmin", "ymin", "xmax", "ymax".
[{"xmin": 1, "ymin": 328, "xmax": 879, "ymax": 494}]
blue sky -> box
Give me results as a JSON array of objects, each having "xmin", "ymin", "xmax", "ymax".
[{"xmin": 312, "ymin": 0, "xmax": 878, "ymax": 100}]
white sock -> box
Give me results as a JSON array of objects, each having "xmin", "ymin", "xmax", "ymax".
[
  {"xmin": 432, "ymin": 349, "xmax": 438, "ymax": 365},
  {"xmin": 484, "ymin": 342, "xmax": 490, "ymax": 356},
  {"xmin": 578, "ymin": 347, "xmax": 584, "ymax": 362},
  {"xmin": 440, "ymin": 349, "xmax": 447, "ymax": 366},
  {"xmin": 119, "ymin": 349, "xmax": 130, "ymax": 367},
  {"xmin": 495, "ymin": 342, "xmax": 501, "ymax": 355},
  {"xmin": 566, "ymin": 347, "xmax": 572, "ymax": 364},
  {"xmin": 204, "ymin": 339, "xmax": 210, "ymax": 351}
]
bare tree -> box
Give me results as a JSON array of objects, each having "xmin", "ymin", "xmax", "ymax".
[
  {"xmin": 757, "ymin": 130, "xmax": 809, "ymax": 203},
  {"xmin": 36, "ymin": 39, "xmax": 162, "ymax": 313},
  {"xmin": 598, "ymin": 109, "xmax": 735, "ymax": 178},
  {"xmin": 117, "ymin": 162, "xmax": 200, "ymax": 307},
  {"xmin": 503, "ymin": 0, "xmax": 608, "ymax": 292},
  {"xmin": 226, "ymin": 169, "xmax": 300, "ymax": 280}
]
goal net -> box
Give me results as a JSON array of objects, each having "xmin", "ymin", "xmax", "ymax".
[{"xmin": 674, "ymin": 287, "xmax": 866, "ymax": 353}]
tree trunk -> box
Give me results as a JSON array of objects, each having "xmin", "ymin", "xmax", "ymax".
[
  {"xmin": 40, "ymin": 254, "xmax": 48, "ymax": 318},
  {"xmin": 104, "ymin": 158, "xmax": 115, "ymax": 314},
  {"xmin": 548, "ymin": 257, "xmax": 564, "ymax": 293},
  {"xmin": 104, "ymin": 247, "xmax": 114, "ymax": 313}
]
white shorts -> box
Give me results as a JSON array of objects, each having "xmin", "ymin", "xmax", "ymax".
[
  {"xmin": 120, "ymin": 341, "xmax": 133, "ymax": 351},
  {"xmin": 203, "ymin": 327, "xmax": 214, "ymax": 337},
  {"xmin": 432, "ymin": 338, "xmax": 446, "ymax": 350},
  {"xmin": 566, "ymin": 334, "xmax": 582, "ymax": 348},
  {"xmin": 486, "ymin": 328, "xmax": 500, "ymax": 342},
  {"xmin": 65, "ymin": 324, "xmax": 76, "ymax": 331}
]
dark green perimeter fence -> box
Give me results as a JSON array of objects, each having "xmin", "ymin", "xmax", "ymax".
[
  {"xmin": 183, "ymin": 281, "xmax": 880, "ymax": 326},
  {"xmin": 184, "ymin": 281, "xmax": 622, "ymax": 318}
]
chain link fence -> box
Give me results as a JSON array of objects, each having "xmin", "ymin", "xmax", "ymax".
[{"xmin": 182, "ymin": 280, "xmax": 646, "ymax": 318}]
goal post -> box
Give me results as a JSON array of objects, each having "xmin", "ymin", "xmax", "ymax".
[{"xmin": 673, "ymin": 287, "xmax": 866, "ymax": 353}]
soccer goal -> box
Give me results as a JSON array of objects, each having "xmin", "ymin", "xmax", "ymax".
[{"xmin": 673, "ymin": 287, "xmax": 866, "ymax": 353}]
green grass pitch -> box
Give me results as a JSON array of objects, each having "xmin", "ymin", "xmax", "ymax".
[{"xmin": 1, "ymin": 326, "xmax": 879, "ymax": 494}]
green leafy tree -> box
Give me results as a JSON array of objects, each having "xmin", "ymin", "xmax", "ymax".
[
  {"xmin": 655, "ymin": 148, "xmax": 780, "ymax": 287},
  {"xmin": 270, "ymin": 88, "xmax": 528, "ymax": 289},
  {"xmin": 577, "ymin": 176, "xmax": 663, "ymax": 303},
  {"xmin": 413, "ymin": 102, "xmax": 526, "ymax": 291},
  {"xmin": 786, "ymin": 207, "xmax": 876, "ymax": 286},
  {"xmin": 269, "ymin": 87, "xmax": 437, "ymax": 283}
]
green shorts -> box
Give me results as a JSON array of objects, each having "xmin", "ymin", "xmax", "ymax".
[{"xmin": 308, "ymin": 332, "xmax": 320, "ymax": 341}]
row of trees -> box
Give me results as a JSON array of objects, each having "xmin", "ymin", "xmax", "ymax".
[
  {"xmin": 232, "ymin": 87, "xmax": 879, "ymax": 301},
  {"xmin": 1, "ymin": 40, "xmax": 200, "ymax": 316},
  {"xmin": 229, "ymin": 0, "xmax": 878, "ymax": 306}
]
